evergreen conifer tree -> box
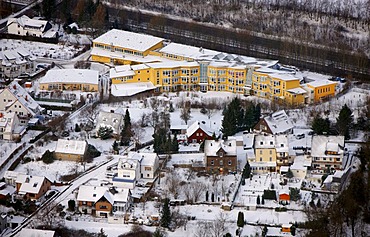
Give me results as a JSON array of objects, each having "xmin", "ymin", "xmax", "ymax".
[
  {"xmin": 160, "ymin": 198, "xmax": 171, "ymax": 228},
  {"xmin": 336, "ymin": 104, "xmax": 353, "ymax": 139},
  {"xmin": 237, "ymin": 211, "xmax": 245, "ymax": 227}
]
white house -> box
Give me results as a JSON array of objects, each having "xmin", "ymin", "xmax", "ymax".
[
  {"xmin": 128, "ymin": 152, "xmax": 159, "ymax": 179},
  {"xmin": 0, "ymin": 81, "xmax": 44, "ymax": 124},
  {"xmin": 7, "ymin": 15, "xmax": 56, "ymax": 38},
  {"xmin": 0, "ymin": 49, "xmax": 36, "ymax": 79},
  {"xmin": 113, "ymin": 158, "xmax": 140, "ymax": 189},
  {"xmin": 0, "ymin": 112, "xmax": 26, "ymax": 141},
  {"xmin": 95, "ymin": 111, "xmax": 124, "ymax": 137},
  {"xmin": 311, "ymin": 135, "xmax": 345, "ymax": 171}
]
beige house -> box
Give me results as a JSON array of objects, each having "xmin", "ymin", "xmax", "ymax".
[
  {"xmin": 7, "ymin": 15, "xmax": 56, "ymax": 38},
  {"xmin": 54, "ymin": 139, "xmax": 88, "ymax": 161},
  {"xmin": 0, "ymin": 81, "xmax": 43, "ymax": 124}
]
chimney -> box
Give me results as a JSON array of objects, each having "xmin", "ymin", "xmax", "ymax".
[
  {"xmin": 13, "ymin": 84, "xmax": 16, "ymax": 90},
  {"xmin": 111, "ymin": 110, "xmax": 114, "ymax": 113},
  {"xmin": 25, "ymin": 95, "xmax": 28, "ymax": 101}
]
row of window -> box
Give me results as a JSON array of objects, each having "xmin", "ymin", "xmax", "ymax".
[{"xmin": 210, "ymin": 160, "xmax": 233, "ymax": 166}]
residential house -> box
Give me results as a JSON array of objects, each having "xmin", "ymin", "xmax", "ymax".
[
  {"xmin": 7, "ymin": 15, "xmax": 56, "ymax": 38},
  {"xmin": 95, "ymin": 111, "xmax": 124, "ymax": 137},
  {"xmin": 0, "ymin": 49, "xmax": 36, "ymax": 79},
  {"xmin": 15, "ymin": 228, "xmax": 56, "ymax": 237},
  {"xmin": 250, "ymin": 135, "xmax": 277, "ymax": 173},
  {"xmin": 110, "ymin": 187, "xmax": 132, "ymax": 214},
  {"xmin": 186, "ymin": 121, "xmax": 212, "ymax": 144},
  {"xmin": 77, "ymin": 185, "xmax": 114, "ymax": 218},
  {"xmin": 3, "ymin": 171, "xmax": 19, "ymax": 186},
  {"xmin": 39, "ymin": 69, "xmax": 100, "ymax": 92},
  {"xmin": 275, "ymin": 135, "xmax": 290, "ymax": 171},
  {"xmin": 290, "ymin": 156, "xmax": 310, "ymax": 179},
  {"xmin": 204, "ymin": 139, "xmax": 237, "ymax": 174},
  {"xmin": 54, "ymin": 139, "xmax": 88, "ymax": 162},
  {"xmin": 0, "ymin": 213, "xmax": 6, "ymax": 234},
  {"xmin": 254, "ymin": 110, "xmax": 294, "ymax": 135},
  {"xmin": 0, "ymin": 112, "xmax": 26, "ymax": 140},
  {"xmin": 15, "ymin": 174, "xmax": 52, "ymax": 201},
  {"xmin": 113, "ymin": 158, "xmax": 140, "ymax": 189},
  {"xmin": 311, "ymin": 135, "xmax": 345, "ymax": 171},
  {"xmin": 0, "ymin": 81, "xmax": 44, "ymax": 124},
  {"xmin": 128, "ymin": 152, "xmax": 159, "ymax": 179}
]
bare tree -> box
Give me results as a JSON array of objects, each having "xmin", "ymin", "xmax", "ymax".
[
  {"xmin": 180, "ymin": 100, "xmax": 192, "ymax": 125},
  {"xmin": 165, "ymin": 171, "xmax": 182, "ymax": 199},
  {"xmin": 192, "ymin": 182, "xmax": 206, "ymax": 203},
  {"xmin": 205, "ymin": 99, "xmax": 218, "ymax": 127},
  {"xmin": 33, "ymin": 201, "xmax": 64, "ymax": 228},
  {"xmin": 131, "ymin": 122, "xmax": 145, "ymax": 148},
  {"xmin": 80, "ymin": 104, "xmax": 99, "ymax": 128}
]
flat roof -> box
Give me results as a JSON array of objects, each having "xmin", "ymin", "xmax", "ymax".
[
  {"xmin": 308, "ymin": 80, "xmax": 337, "ymax": 87},
  {"xmin": 40, "ymin": 69, "xmax": 99, "ymax": 85},
  {"xmin": 93, "ymin": 29, "xmax": 164, "ymax": 52}
]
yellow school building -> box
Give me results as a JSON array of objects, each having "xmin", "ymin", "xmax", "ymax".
[{"xmin": 92, "ymin": 29, "xmax": 337, "ymax": 105}]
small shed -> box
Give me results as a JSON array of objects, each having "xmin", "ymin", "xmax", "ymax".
[
  {"xmin": 221, "ymin": 202, "xmax": 233, "ymax": 211},
  {"xmin": 281, "ymin": 223, "xmax": 292, "ymax": 233},
  {"xmin": 279, "ymin": 190, "xmax": 290, "ymax": 205}
]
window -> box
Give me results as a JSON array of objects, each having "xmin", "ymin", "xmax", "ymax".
[
  {"xmin": 259, "ymin": 150, "xmax": 263, "ymax": 155},
  {"xmin": 228, "ymin": 160, "xmax": 232, "ymax": 165},
  {"xmin": 219, "ymin": 160, "xmax": 223, "ymax": 165},
  {"xmin": 210, "ymin": 160, "xmax": 214, "ymax": 165},
  {"xmin": 269, "ymin": 150, "xmax": 272, "ymax": 155},
  {"xmin": 219, "ymin": 152, "xmax": 223, "ymax": 157}
]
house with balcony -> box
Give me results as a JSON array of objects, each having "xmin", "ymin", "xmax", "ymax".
[
  {"xmin": 0, "ymin": 112, "xmax": 26, "ymax": 141},
  {"xmin": 77, "ymin": 185, "xmax": 114, "ymax": 218},
  {"xmin": 311, "ymin": 135, "xmax": 345, "ymax": 171}
]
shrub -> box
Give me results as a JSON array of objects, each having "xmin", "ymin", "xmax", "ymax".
[
  {"xmin": 68, "ymin": 199, "xmax": 75, "ymax": 211},
  {"xmin": 263, "ymin": 190, "xmax": 277, "ymax": 200},
  {"xmin": 85, "ymin": 144, "xmax": 101, "ymax": 162}
]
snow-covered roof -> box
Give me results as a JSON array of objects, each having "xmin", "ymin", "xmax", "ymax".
[
  {"xmin": 91, "ymin": 47, "xmax": 162, "ymax": 64},
  {"xmin": 204, "ymin": 139, "xmax": 237, "ymax": 156},
  {"xmin": 0, "ymin": 183, "xmax": 16, "ymax": 197},
  {"xmin": 290, "ymin": 156, "xmax": 308, "ymax": 171},
  {"xmin": 286, "ymin": 87, "xmax": 307, "ymax": 94},
  {"xmin": 96, "ymin": 111, "xmax": 123, "ymax": 134},
  {"xmin": 7, "ymin": 15, "xmax": 49, "ymax": 32},
  {"xmin": 4, "ymin": 81, "xmax": 43, "ymax": 115},
  {"xmin": 110, "ymin": 65, "xmax": 140, "ymax": 78},
  {"xmin": 111, "ymin": 82, "xmax": 156, "ymax": 97},
  {"xmin": 307, "ymin": 80, "xmax": 337, "ymax": 88},
  {"xmin": 39, "ymin": 69, "xmax": 99, "ymax": 85},
  {"xmin": 16, "ymin": 174, "xmax": 49, "ymax": 195},
  {"xmin": 55, "ymin": 139, "xmax": 87, "ymax": 155},
  {"xmin": 311, "ymin": 135, "xmax": 345, "ymax": 158},
  {"xmin": 15, "ymin": 228, "xmax": 55, "ymax": 237},
  {"xmin": 118, "ymin": 157, "xmax": 140, "ymax": 170},
  {"xmin": 93, "ymin": 29, "xmax": 164, "ymax": 52},
  {"xmin": 128, "ymin": 152, "xmax": 158, "ymax": 167},
  {"xmin": 160, "ymin": 42, "xmax": 219, "ymax": 60},
  {"xmin": 178, "ymin": 143, "xmax": 201, "ymax": 153},
  {"xmin": 275, "ymin": 135, "xmax": 289, "ymax": 153},
  {"xmin": 186, "ymin": 121, "xmax": 213, "ymax": 137},
  {"xmin": 112, "ymin": 188, "xmax": 130, "ymax": 203},
  {"xmin": 264, "ymin": 110, "xmax": 294, "ymax": 134},
  {"xmin": 77, "ymin": 185, "xmax": 114, "ymax": 204},
  {"xmin": 269, "ymin": 73, "xmax": 299, "ymax": 81}
]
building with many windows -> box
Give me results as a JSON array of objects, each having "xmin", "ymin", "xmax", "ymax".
[
  {"xmin": 311, "ymin": 135, "xmax": 345, "ymax": 171},
  {"xmin": 92, "ymin": 29, "xmax": 338, "ymax": 105}
]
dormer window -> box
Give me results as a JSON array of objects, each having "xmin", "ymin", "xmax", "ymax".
[
  {"xmin": 270, "ymin": 141, "xmax": 273, "ymax": 145},
  {"xmin": 281, "ymin": 144, "xmax": 284, "ymax": 147},
  {"xmin": 219, "ymin": 152, "xmax": 224, "ymax": 157}
]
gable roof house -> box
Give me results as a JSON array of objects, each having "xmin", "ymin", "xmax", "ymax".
[
  {"xmin": 186, "ymin": 121, "xmax": 213, "ymax": 144},
  {"xmin": 113, "ymin": 158, "xmax": 140, "ymax": 189},
  {"xmin": 15, "ymin": 174, "xmax": 52, "ymax": 201},
  {"xmin": 7, "ymin": 15, "xmax": 56, "ymax": 38},
  {"xmin": 254, "ymin": 110, "xmax": 294, "ymax": 135},
  {"xmin": 95, "ymin": 111, "xmax": 124, "ymax": 137},
  {"xmin": 311, "ymin": 135, "xmax": 345, "ymax": 171},
  {"xmin": 0, "ymin": 112, "xmax": 26, "ymax": 141},
  {"xmin": 128, "ymin": 152, "xmax": 160, "ymax": 180},
  {"xmin": 0, "ymin": 81, "xmax": 44, "ymax": 124},
  {"xmin": 204, "ymin": 139, "xmax": 237, "ymax": 174},
  {"xmin": 0, "ymin": 48, "xmax": 36, "ymax": 79},
  {"xmin": 54, "ymin": 139, "xmax": 88, "ymax": 162},
  {"xmin": 77, "ymin": 185, "xmax": 114, "ymax": 218}
]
